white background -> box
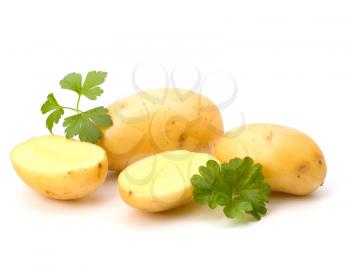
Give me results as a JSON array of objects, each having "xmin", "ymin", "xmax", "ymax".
[{"xmin": 0, "ymin": 0, "xmax": 349, "ymax": 269}]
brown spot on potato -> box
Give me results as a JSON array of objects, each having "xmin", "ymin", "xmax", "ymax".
[
  {"xmin": 201, "ymin": 144, "xmax": 208, "ymax": 150},
  {"xmin": 128, "ymin": 190, "xmax": 133, "ymax": 196},
  {"xmin": 171, "ymin": 121, "xmax": 176, "ymax": 125},
  {"xmin": 266, "ymin": 131, "xmax": 273, "ymax": 141},
  {"xmin": 45, "ymin": 190, "xmax": 58, "ymax": 197},
  {"xmin": 97, "ymin": 162, "xmax": 102, "ymax": 177},
  {"xmin": 298, "ymin": 163, "xmax": 308, "ymax": 173},
  {"xmin": 297, "ymin": 174, "xmax": 301, "ymax": 178},
  {"xmin": 179, "ymin": 133, "xmax": 186, "ymax": 147},
  {"xmin": 195, "ymin": 144, "xmax": 208, "ymax": 152},
  {"xmin": 279, "ymin": 186, "xmax": 286, "ymax": 191},
  {"xmin": 318, "ymin": 159, "xmax": 323, "ymax": 165}
]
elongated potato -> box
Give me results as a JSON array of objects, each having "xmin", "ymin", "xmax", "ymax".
[
  {"xmin": 118, "ymin": 150, "xmax": 217, "ymax": 212},
  {"xmin": 213, "ymin": 124, "xmax": 327, "ymax": 195},
  {"xmin": 11, "ymin": 135, "xmax": 108, "ymax": 200},
  {"xmin": 99, "ymin": 88, "xmax": 224, "ymax": 171}
]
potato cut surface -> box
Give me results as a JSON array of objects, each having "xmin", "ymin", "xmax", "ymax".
[
  {"xmin": 12, "ymin": 135, "xmax": 106, "ymax": 173},
  {"xmin": 11, "ymin": 135, "xmax": 108, "ymax": 200},
  {"xmin": 118, "ymin": 150, "xmax": 216, "ymax": 212}
]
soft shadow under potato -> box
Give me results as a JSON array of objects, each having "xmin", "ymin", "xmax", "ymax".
[
  {"xmin": 268, "ymin": 190, "xmax": 329, "ymax": 213},
  {"xmin": 19, "ymin": 172, "xmax": 117, "ymax": 212}
]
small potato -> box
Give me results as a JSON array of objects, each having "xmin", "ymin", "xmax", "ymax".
[
  {"xmin": 99, "ymin": 88, "xmax": 224, "ymax": 171},
  {"xmin": 11, "ymin": 135, "xmax": 108, "ymax": 200},
  {"xmin": 213, "ymin": 124, "xmax": 327, "ymax": 195},
  {"xmin": 118, "ymin": 150, "xmax": 217, "ymax": 212}
]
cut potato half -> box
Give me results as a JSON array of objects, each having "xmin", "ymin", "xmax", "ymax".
[
  {"xmin": 118, "ymin": 150, "xmax": 217, "ymax": 212},
  {"xmin": 11, "ymin": 135, "xmax": 108, "ymax": 200}
]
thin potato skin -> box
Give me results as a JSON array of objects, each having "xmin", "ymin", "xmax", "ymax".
[
  {"xmin": 12, "ymin": 155, "xmax": 108, "ymax": 200},
  {"xmin": 99, "ymin": 88, "xmax": 224, "ymax": 171},
  {"xmin": 213, "ymin": 124, "xmax": 327, "ymax": 195},
  {"xmin": 119, "ymin": 184, "xmax": 193, "ymax": 212},
  {"xmin": 11, "ymin": 137, "xmax": 108, "ymax": 200}
]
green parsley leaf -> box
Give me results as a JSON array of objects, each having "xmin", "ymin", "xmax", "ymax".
[
  {"xmin": 41, "ymin": 71, "xmax": 113, "ymax": 142},
  {"xmin": 41, "ymin": 93, "xmax": 61, "ymax": 114},
  {"xmin": 45, "ymin": 109, "xmax": 64, "ymax": 134},
  {"xmin": 59, "ymin": 72, "xmax": 82, "ymax": 94},
  {"xmin": 59, "ymin": 71, "xmax": 107, "ymax": 100},
  {"xmin": 63, "ymin": 107, "xmax": 112, "ymax": 143},
  {"xmin": 40, "ymin": 93, "xmax": 64, "ymax": 133},
  {"xmin": 191, "ymin": 157, "xmax": 270, "ymax": 221},
  {"xmin": 82, "ymin": 71, "xmax": 107, "ymax": 100},
  {"xmin": 84, "ymin": 107, "xmax": 113, "ymax": 127},
  {"xmin": 224, "ymin": 199, "xmax": 253, "ymax": 220}
]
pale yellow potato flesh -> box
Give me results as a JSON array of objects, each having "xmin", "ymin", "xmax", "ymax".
[
  {"xmin": 118, "ymin": 150, "xmax": 217, "ymax": 212},
  {"xmin": 11, "ymin": 135, "xmax": 108, "ymax": 200},
  {"xmin": 99, "ymin": 88, "xmax": 224, "ymax": 171},
  {"xmin": 213, "ymin": 124, "xmax": 327, "ymax": 195}
]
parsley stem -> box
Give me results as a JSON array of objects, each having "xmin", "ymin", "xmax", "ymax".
[
  {"xmin": 61, "ymin": 106, "xmax": 82, "ymax": 113},
  {"xmin": 76, "ymin": 95, "xmax": 81, "ymax": 111}
]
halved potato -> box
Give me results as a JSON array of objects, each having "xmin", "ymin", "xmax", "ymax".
[
  {"xmin": 11, "ymin": 135, "xmax": 108, "ymax": 200},
  {"xmin": 118, "ymin": 150, "xmax": 217, "ymax": 212}
]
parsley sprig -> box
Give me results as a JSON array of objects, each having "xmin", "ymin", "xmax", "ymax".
[
  {"xmin": 191, "ymin": 157, "xmax": 270, "ymax": 221},
  {"xmin": 41, "ymin": 71, "xmax": 113, "ymax": 143}
]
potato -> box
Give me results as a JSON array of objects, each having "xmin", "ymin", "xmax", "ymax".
[
  {"xmin": 99, "ymin": 88, "xmax": 224, "ymax": 171},
  {"xmin": 118, "ymin": 150, "xmax": 217, "ymax": 212},
  {"xmin": 213, "ymin": 124, "xmax": 327, "ymax": 195},
  {"xmin": 11, "ymin": 135, "xmax": 108, "ymax": 200}
]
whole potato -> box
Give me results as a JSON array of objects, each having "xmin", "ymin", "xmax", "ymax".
[
  {"xmin": 213, "ymin": 124, "xmax": 327, "ymax": 195},
  {"xmin": 11, "ymin": 136, "xmax": 108, "ymax": 200},
  {"xmin": 99, "ymin": 88, "xmax": 224, "ymax": 171}
]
